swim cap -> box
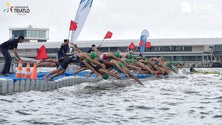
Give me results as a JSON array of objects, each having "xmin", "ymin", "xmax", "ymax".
[
  {"xmin": 128, "ymin": 54, "xmax": 133, "ymax": 59},
  {"xmin": 90, "ymin": 52, "xmax": 96, "ymax": 59},
  {"xmin": 86, "ymin": 58, "xmax": 90, "ymax": 63},
  {"xmin": 118, "ymin": 62, "xmax": 123, "ymax": 68},
  {"xmin": 102, "ymin": 74, "xmax": 109, "ymax": 79},
  {"xmin": 132, "ymin": 55, "xmax": 137, "ymax": 60},
  {"xmin": 142, "ymin": 56, "xmax": 146, "ymax": 60},
  {"xmin": 114, "ymin": 52, "xmax": 120, "ymax": 58}
]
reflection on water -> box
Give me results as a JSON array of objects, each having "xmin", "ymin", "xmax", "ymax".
[{"xmin": 0, "ymin": 69, "xmax": 222, "ymax": 125}]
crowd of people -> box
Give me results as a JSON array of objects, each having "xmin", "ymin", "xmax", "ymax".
[{"xmin": 39, "ymin": 39, "xmax": 183, "ymax": 85}]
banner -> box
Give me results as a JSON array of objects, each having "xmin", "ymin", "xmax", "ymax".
[
  {"xmin": 140, "ymin": 29, "xmax": 149, "ymax": 53},
  {"xmin": 71, "ymin": 0, "xmax": 93, "ymax": 43}
]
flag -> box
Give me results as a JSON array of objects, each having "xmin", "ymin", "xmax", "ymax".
[
  {"xmin": 146, "ymin": 42, "xmax": 151, "ymax": 48},
  {"xmin": 69, "ymin": 20, "xmax": 77, "ymax": 31},
  {"xmin": 71, "ymin": 0, "xmax": 93, "ymax": 43},
  {"xmin": 129, "ymin": 42, "xmax": 135, "ymax": 49},
  {"xmin": 36, "ymin": 45, "xmax": 48, "ymax": 60},
  {"xmin": 140, "ymin": 29, "xmax": 149, "ymax": 53},
  {"xmin": 104, "ymin": 31, "xmax": 113, "ymax": 39}
]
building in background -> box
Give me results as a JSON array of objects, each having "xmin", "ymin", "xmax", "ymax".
[
  {"xmin": 0, "ymin": 37, "xmax": 221, "ymax": 68},
  {"xmin": 14, "ymin": 38, "xmax": 222, "ymax": 67},
  {"xmin": 9, "ymin": 25, "xmax": 49, "ymax": 42}
]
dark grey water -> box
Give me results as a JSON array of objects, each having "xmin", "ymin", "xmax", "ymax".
[{"xmin": 0, "ymin": 69, "xmax": 222, "ymax": 125}]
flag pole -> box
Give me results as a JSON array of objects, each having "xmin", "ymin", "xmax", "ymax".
[
  {"xmin": 98, "ymin": 38, "xmax": 105, "ymax": 48},
  {"xmin": 68, "ymin": 30, "xmax": 71, "ymax": 40}
]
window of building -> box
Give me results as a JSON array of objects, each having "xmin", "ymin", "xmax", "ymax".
[
  {"xmin": 12, "ymin": 30, "xmax": 27, "ymax": 37},
  {"xmin": 184, "ymin": 46, "xmax": 192, "ymax": 51},
  {"xmin": 28, "ymin": 30, "xmax": 47, "ymax": 38},
  {"xmin": 174, "ymin": 56, "xmax": 202, "ymax": 61},
  {"xmin": 160, "ymin": 46, "xmax": 171, "ymax": 51},
  {"xmin": 46, "ymin": 48, "xmax": 58, "ymax": 53}
]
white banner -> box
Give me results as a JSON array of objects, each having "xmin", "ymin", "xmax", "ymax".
[{"xmin": 71, "ymin": 0, "xmax": 93, "ymax": 43}]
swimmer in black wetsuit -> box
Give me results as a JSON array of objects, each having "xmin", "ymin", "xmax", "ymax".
[
  {"xmin": 44, "ymin": 52, "xmax": 98, "ymax": 81},
  {"xmin": 190, "ymin": 64, "xmax": 197, "ymax": 72}
]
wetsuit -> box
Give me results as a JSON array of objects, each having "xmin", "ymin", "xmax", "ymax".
[
  {"xmin": 89, "ymin": 62, "xmax": 101, "ymax": 72},
  {"xmin": 57, "ymin": 43, "xmax": 69, "ymax": 65},
  {"xmin": 190, "ymin": 67, "xmax": 196, "ymax": 72},
  {"xmin": 59, "ymin": 54, "xmax": 80, "ymax": 70}
]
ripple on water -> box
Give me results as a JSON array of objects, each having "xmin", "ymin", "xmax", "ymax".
[
  {"xmin": 0, "ymin": 119, "xmax": 8, "ymax": 124},
  {"xmin": 15, "ymin": 110, "xmax": 32, "ymax": 116},
  {"xmin": 213, "ymin": 115, "xmax": 222, "ymax": 118},
  {"xmin": 0, "ymin": 99, "xmax": 13, "ymax": 103},
  {"xmin": 24, "ymin": 119, "xmax": 54, "ymax": 125},
  {"xmin": 158, "ymin": 107, "xmax": 170, "ymax": 111},
  {"xmin": 126, "ymin": 105, "xmax": 155, "ymax": 111}
]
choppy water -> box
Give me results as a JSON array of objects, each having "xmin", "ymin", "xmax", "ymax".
[{"xmin": 1, "ymin": 68, "xmax": 222, "ymax": 125}]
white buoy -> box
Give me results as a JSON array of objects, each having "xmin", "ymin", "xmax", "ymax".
[
  {"xmin": 13, "ymin": 80, "xmax": 20, "ymax": 92},
  {"xmin": 25, "ymin": 79, "xmax": 31, "ymax": 92},
  {"xmin": 19, "ymin": 79, "xmax": 26, "ymax": 92},
  {"xmin": 7, "ymin": 80, "xmax": 14, "ymax": 94},
  {"xmin": 35, "ymin": 80, "xmax": 40, "ymax": 91},
  {"xmin": 30, "ymin": 80, "xmax": 36, "ymax": 90},
  {"xmin": 0, "ymin": 79, "xmax": 8, "ymax": 95},
  {"xmin": 39, "ymin": 80, "xmax": 45, "ymax": 91},
  {"xmin": 70, "ymin": 78, "xmax": 75, "ymax": 85},
  {"xmin": 58, "ymin": 79, "xmax": 63, "ymax": 88},
  {"xmin": 47, "ymin": 82, "xmax": 53, "ymax": 91}
]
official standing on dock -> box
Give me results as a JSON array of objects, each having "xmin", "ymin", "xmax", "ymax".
[{"xmin": 0, "ymin": 36, "xmax": 24, "ymax": 76}]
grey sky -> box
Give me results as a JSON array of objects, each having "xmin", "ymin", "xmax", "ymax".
[{"xmin": 0, "ymin": 0, "xmax": 221, "ymax": 42}]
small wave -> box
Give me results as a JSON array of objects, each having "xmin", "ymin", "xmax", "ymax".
[
  {"xmin": 24, "ymin": 119, "xmax": 54, "ymax": 124},
  {"xmin": 213, "ymin": 115, "xmax": 222, "ymax": 118},
  {"xmin": 158, "ymin": 107, "xmax": 170, "ymax": 110},
  {"xmin": 15, "ymin": 110, "xmax": 32, "ymax": 115},
  {"xmin": 163, "ymin": 101, "xmax": 179, "ymax": 106},
  {"xmin": 0, "ymin": 119, "xmax": 8, "ymax": 124},
  {"xmin": 183, "ymin": 90, "xmax": 200, "ymax": 94},
  {"xmin": 74, "ymin": 80, "xmax": 132, "ymax": 95},
  {"xmin": 127, "ymin": 105, "xmax": 155, "ymax": 111},
  {"xmin": 0, "ymin": 99, "xmax": 13, "ymax": 103}
]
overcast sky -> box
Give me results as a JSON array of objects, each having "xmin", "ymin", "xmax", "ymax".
[{"xmin": 0, "ymin": 0, "xmax": 222, "ymax": 42}]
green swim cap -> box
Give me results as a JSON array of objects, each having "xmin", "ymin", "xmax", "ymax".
[
  {"xmin": 118, "ymin": 62, "xmax": 123, "ymax": 68},
  {"xmin": 114, "ymin": 52, "xmax": 120, "ymax": 58},
  {"xmin": 142, "ymin": 56, "xmax": 146, "ymax": 60},
  {"xmin": 102, "ymin": 74, "xmax": 109, "ymax": 79},
  {"xmin": 129, "ymin": 59, "xmax": 133, "ymax": 64},
  {"xmin": 86, "ymin": 58, "xmax": 90, "ymax": 63},
  {"xmin": 133, "ymin": 55, "xmax": 137, "ymax": 60},
  {"xmin": 90, "ymin": 52, "xmax": 96, "ymax": 59},
  {"xmin": 128, "ymin": 54, "xmax": 133, "ymax": 59}
]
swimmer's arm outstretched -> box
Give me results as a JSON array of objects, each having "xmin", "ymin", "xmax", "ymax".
[{"xmin": 82, "ymin": 60, "xmax": 100, "ymax": 77}]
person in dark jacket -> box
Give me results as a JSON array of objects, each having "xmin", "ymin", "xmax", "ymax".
[
  {"xmin": 0, "ymin": 36, "xmax": 24, "ymax": 75},
  {"xmin": 57, "ymin": 39, "xmax": 70, "ymax": 64}
]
